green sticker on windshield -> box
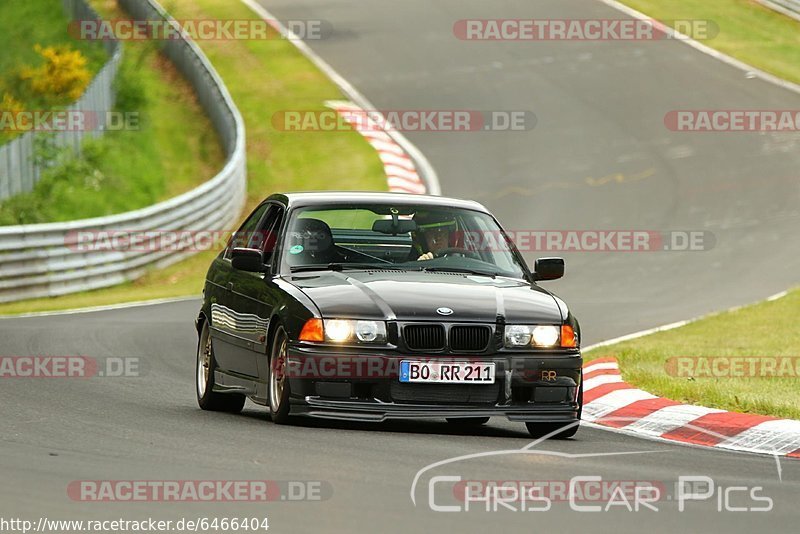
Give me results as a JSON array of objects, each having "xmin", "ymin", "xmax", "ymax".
[{"xmin": 289, "ymin": 245, "xmax": 304, "ymax": 255}]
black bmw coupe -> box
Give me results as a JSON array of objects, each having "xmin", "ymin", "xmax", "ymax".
[{"xmin": 196, "ymin": 192, "xmax": 582, "ymax": 438}]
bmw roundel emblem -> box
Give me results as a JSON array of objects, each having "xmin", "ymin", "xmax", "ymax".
[{"xmin": 436, "ymin": 307, "xmax": 454, "ymax": 316}]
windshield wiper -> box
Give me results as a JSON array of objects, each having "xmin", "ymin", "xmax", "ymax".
[
  {"xmin": 290, "ymin": 263, "xmax": 410, "ymax": 273},
  {"xmin": 422, "ymin": 266, "xmax": 498, "ymax": 278}
]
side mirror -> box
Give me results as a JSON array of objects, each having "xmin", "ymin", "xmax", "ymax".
[
  {"xmin": 231, "ymin": 247, "xmax": 267, "ymax": 272},
  {"xmin": 532, "ymin": 257, "xmax": 564, "ymax": 281}
]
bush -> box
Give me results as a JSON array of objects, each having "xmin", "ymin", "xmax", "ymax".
[
  {"xmin": 18, "ymin": 44, "xmax": 91, "ymax": 105},
  {"xmin": 113, "ymin": 49, "xmax": 149, "ymax": 113},
  {"xmin": 0, "ymin": 139, "xmax": 121, "ymax": 225},
  {"xmin": 0, "ymin": 93, "xmax": 24, "ymax": 112},
  {"xmin": 0, "ymin": 93, "xmax": 25, "ymax": 142}
]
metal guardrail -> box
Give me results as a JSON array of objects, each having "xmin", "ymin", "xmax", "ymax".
[
  {"xmin": 0, "ymin": 0, "xmax": 122, "ymax": 201},
  {"xmin": 757, "ymin": 0, "xmax": 800, "ymax": 21},
  {"xmin": 0, "ymin": 0, "xmax": 247, "ymax": 303}
]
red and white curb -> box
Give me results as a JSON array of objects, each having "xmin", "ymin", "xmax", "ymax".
[
  {"xmin": 326, "ymin": 100, "xmax": 427, "ymax": 195},
  {"xmin": 582, "ymin": 357, "xmax": 800, "ymax": 458}
]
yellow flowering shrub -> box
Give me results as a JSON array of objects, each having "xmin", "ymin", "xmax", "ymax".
[
  {"xmin": 1, "ymin": 93, "xmax": 24, "ymax": 113},
  {"xmin": 0, "ymin": 93, "xmax": 26, "ymax": 141},
  {"xmin": 19, "ymin": 44, "xmax": 91, "ymax": 103}
]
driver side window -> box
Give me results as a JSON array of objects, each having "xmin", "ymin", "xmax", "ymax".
[
  {"xmin": 257, "ymin": 206, "xmax": 284, "ymax": 266},
  {"xmin": 224, "ymin": 204, "xmax": 269, "ymax": 260}
]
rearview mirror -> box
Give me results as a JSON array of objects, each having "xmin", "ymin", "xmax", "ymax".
[
  {"xmin": 372, "ymin": 219, "xmax": 417, "ymax": 235},
  {"xmin": 231, "ymin": 247, "xmax": 267, "ymax": 272},
  {"xmin": 532, "ymin": 257, "xmax": 564, "ymax": 281}
]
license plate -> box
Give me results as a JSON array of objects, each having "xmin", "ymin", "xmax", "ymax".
[{"xmin": 399, "ymin": 361, "xmax": 495, "ymax": 384}]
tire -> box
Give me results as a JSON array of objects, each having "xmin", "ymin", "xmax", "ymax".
[
  {"xmin": 446, "ymin": 417, "xmax": 490, "ymax": 426},
  {"xmin": 525, "ymin": 421, "xmax": 579, "ymax": 439},
  {"xmin": 268, "ymin": 325, "xmax": 292, "ymax": 424},
  {"xmin": 196, "ymin": 320, "xmax": 246, "ymax": 413}
]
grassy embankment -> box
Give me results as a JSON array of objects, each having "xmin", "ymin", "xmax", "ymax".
[
  {"xmin": 622, "ymin": 0, "xmax": 800, "ymax": 84},
  {"xmin": 0, "ymin": 0, "xmax": 385, "ymax": 314},
  {"xmin": 586, "ymin": 289, "xmax": 800, "ymax": 419},
  {"xmin": 0, "ymin": 0, "xmax": 224, "ymax": 224}
]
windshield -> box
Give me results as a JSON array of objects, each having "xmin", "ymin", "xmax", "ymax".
[{"xmin": 280, "ymin": 203, "xmax": 527, "ymax": 279}]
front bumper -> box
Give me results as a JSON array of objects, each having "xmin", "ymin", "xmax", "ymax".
[{"xmin": 285, "ymin": 345, "xmax": 582, "ymax": 423}]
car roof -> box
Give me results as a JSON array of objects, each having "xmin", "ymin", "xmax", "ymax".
[{"xmin": 265, "ymin": 191, "xmax": 490, "ymax": 212}]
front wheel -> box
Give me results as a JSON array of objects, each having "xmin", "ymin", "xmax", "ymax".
[
  {"xmin": 196, "ymin": 321, "xmax": 245, "ymax": 413},
  {"xmin": 268, "ymin": 325, "xmax": 292, "ymax": 424},
  {"xmin": 525, "ymin": 422, "xmax": 579, "ymax": 439}
]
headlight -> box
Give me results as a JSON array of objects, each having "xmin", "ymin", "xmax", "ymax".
[
  {"xmin": 325, "ymin": 320, "xmax": 353, "ymax": 342},
  {"xmin": 504, "ymin": 325, "xmax": 566, "ymax": 348},
  {"xmin": 323, "ymin": 319, "xmax": 387, "ymax": 344},
  {"xmin": 531, "ymin": 325, "xmax": 559, "ymax": 347},
  {"xmin": 354, "ymin": 320, "xmax": 381, "ymax": 342},
  {"xmin": 504, "ymin": 325, "xmax": 532, "ymax": 347}
]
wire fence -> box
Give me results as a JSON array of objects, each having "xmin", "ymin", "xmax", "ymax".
[
  {"xmin": 0, "ymin": 0, "xmax": 122, "ymax": 201},
  {"xmin": 0, "ymin": 0, "xmax": 247, "ymax": 303}
]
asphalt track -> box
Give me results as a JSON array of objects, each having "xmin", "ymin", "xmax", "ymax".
[{"xmin": 2, "ymin": 0, "xmax": 800, "ymax": 532}]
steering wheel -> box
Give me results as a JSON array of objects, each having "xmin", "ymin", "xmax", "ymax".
[{"xmin": 435, "ymin": 247, "xmax": 480, "ymax": 259}]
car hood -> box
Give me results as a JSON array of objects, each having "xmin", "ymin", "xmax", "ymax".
[{"xmin": 285, "ymin": 270, "xmax": 563, "ymax": 323}]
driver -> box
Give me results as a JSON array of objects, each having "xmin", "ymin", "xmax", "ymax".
[{"xmin": 411, "ymin": 212, "xmax": 458, "ymax": 261}]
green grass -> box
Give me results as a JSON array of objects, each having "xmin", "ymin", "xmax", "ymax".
[
  {"xmin": 169, "ymin": 0, "xmax": 386, "ymax": 200},
  {"xmin": 585, "ymin": 288, "xmax": 800, "ymax": 419},
  {"xmin": 0, "ymin": 0, "xmax": 385, "ymax": 314},
  {"xmin": 0, "ymin": 0, "xmax": 225, "ymax": 224},
  {"xmin": 0, "ymin": 0, "xmax": 107, "ymax": 99},
  {"xmin": 622, "ymin": 0, "xmax": 800, "ymax": 84},
  {"xmin": 0, "ymin": 0, "xmax": 107, "ymax": 144}
]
